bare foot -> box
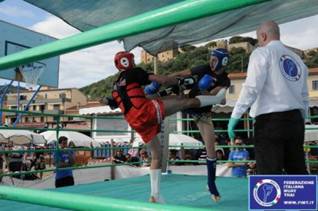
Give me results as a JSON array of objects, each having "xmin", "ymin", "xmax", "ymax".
[
  {"xmin": 149, "ymin": 196, "xmax": 157, "ymax": 203},
  {"xmin": 211, "ymin": 194, "xmax": 221, "ymax": 202},
  {"xmin": 149, "ymin": 196, "xmax": 165, "ymax": 203}
]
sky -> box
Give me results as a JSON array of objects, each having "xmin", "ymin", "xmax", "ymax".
[{"xmin": 0, "ymin": 0, "xmax": 318, "ymax": 89}]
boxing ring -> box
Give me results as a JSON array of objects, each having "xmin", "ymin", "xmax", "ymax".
[
  {"xmin": 0, "ymin": 175, "xmax": 248, "ymax": 211},
  {"xmin": 0, "ymin": 0, "xmax": 318, "ymax": 210}
]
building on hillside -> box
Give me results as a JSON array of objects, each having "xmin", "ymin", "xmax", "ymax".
[
  {"xmin": 65, "ymin": 100, "xmax": 102, "ymax": 115},
  {"xmin": 228, "ymin": 42, "xmax": 255, "ymax": 53},
  {"xmin": 4, "ymin": 88, "xmax": 87, "ymax": 127},
  {"xmin": 141, "ymin": 48, "xmax": 179, "ymax": 64},
  {"xmin": 61, "ymin": 101, "xmax": 105, "ymax": 132}
]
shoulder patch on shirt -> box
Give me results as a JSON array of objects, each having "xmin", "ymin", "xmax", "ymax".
[{"xmin": 279, "ymin": 55, "xmax": 301, "ymax": 81}]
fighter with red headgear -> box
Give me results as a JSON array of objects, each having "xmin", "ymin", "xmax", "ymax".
[
  {"xmin": 114, "ymin": 51, "xmax": 135, "ymax": 71},
  {"xmin": 103, "ymin": 51, "xmax": 227, "ymax": 203}
]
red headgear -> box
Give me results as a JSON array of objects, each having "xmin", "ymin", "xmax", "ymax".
[{"xmin": 114, "ymin": 51, "xmax": 134, "ymax": 71}]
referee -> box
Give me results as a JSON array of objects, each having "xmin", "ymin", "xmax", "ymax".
[{"xmin": 227, "ymin": 21, "xmax": 309, "ymax": 174}]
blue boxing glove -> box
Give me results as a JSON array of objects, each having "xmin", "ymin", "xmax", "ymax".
[
  {"xmin": 198, "ymin": 74, "xmax": 215, "ymax": 91},
  {"xmin": 144, "ymin": 81, "xmax": 161, "ymax": 95},
  {"xmin": 227, "ymin": 117, "xmax": 240, "ymax": 140}
]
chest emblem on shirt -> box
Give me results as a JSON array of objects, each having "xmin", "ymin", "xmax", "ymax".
[{"xmin": 279, "ymin": 55, "xmax": 301, "ymax": 81}]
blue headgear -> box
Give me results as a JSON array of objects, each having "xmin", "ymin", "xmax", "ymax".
[{"xmin": 210, "ymin": 48, "xmax": 229, "ymax": 72}]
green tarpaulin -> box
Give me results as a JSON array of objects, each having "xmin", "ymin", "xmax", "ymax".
[{"xmin": 24, "ymin": 0, "xmax": 318, "ymax": 55}]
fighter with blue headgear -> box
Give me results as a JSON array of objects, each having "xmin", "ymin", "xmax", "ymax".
[
  {"xmin": 160, "ymin": 47, "xmax": 231, "ymax": 203},
  {"xmin": 210, "ymin": 48, "xmax": 230, "ymax": 74}
]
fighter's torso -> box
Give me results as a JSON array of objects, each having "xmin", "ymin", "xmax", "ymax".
[
  {"xmin": 112, "ymin": 68, "xmax": 150, "ymax": 114},
  {"xmin": 187, "ymin": 64, "xmax": 230, "ymax": 113}
]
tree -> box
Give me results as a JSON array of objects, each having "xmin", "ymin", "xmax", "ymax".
[
  {"xmin": 305, "ymin": 50, "xmax": 318, "ymax": 68},
  {"xmin": 229, "ymin": 36, "xmax": 244, "ymax": 44},
  {"xmin": 229, "ymin": 36, "xmax": 257, "ymax": 46},
  {"xmin": 227, "ymin": 47, "xmax": 250, "ymax": 72},
  {"xmin": 180, "ymin": 44, "xmax": 196, "ymax": 52},
  {"xmin": 205, "ymin": 41, "xmax": 217, "ymax": 48}
]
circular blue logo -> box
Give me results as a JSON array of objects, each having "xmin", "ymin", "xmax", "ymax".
[
  {"xmin": 253, "ymin": 179, "xmax": 281, "ymax": 207},
  {"xmin": 279, "ymin": 55, "xmax": 301, "ymax": 81}
]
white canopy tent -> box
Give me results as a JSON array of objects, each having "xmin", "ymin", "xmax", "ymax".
[
  {"xmin": 169, "ymin": 133, "xmax": 203, "ymax": 149},
  {"xmin": 40, "ymin": 131, "xmax": 100, "ymax": 147},
  {"xmin": 0, "ymin": 129, "xmax": 46, "ymax": 145},
  {"xmin": 132, "ymin": 133, "xmax": 203, "ymax": 149}
]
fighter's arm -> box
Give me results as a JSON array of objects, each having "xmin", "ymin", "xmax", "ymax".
[
  {"xmin": 145, "ymin": 67, "xmax": 200, "ymax": 96},
  {"xmin": 168, "ymin": 69, "xmax": 191, "ymax": 77},
  {"xmin": 148, "ymin": 74, "xmax": 178, "ymax": 86},
  {"xmin": 99, "ymin": 97, "xmax": 118, "ymax": 109}
]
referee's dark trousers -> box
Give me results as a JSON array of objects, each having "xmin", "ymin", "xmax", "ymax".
[{"xmin": 254, "ymin": 109, "xmax": 307, "ymax": 174}]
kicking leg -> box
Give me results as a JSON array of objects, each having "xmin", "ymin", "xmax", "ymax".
[
  {"xmin": 162, "ymin": 89, "xmax": 227, "ymax": 116},
  {"xmin": 163, "ymin": 96, "xmax": 199, "ymax": 116}
]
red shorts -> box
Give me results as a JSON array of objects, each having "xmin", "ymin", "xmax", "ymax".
[{"xmin": 125, "ymin": 99, "xmax": 165, "ymax": 143}]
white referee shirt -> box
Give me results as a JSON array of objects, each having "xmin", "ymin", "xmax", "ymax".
[{"xmin": 231, "ymin": 40, "xmax": 309, "ymax": 119}]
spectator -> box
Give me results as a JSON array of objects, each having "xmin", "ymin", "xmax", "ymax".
[
  {"xmin": 139, "ymin": 149, "xmax": 150, "ymax": 167},
  {"xmin": 68, "ymin": 141, "xmax": 76, "ymax": 148},
  {"xmin": 222, "ymin": 138, "xmax": 232, "ymax": 160},
  {"xmin": 215, "ymin": 139, "xmax": 225, "ymax": 160},
  {"xmin": 31, "ymin": 146, "xmax": 46, "ymax": 179},
  {"xmin": 198, "ymin": 149, "xmax": 207, "ymax": 161},
  {"xmin": 216, "ymin": 149, "xmax": 225, "ymax": 161},
  {"xmin": 184, "ymin": 150, "xmax": 193, "ymax": 161},
  {"xmin": 127, "ymin": 148, "xmax": 140, "ymax": 165},
  {"xmin": 113, "ymin": 150, "xmax": 127, "ymax": 164},
  {"xmin": 128, "ymin": 147, "xmax": 139, "ymax": 158},
  {"xmin": 227, "ymin": 137, "xmax": 249, "ymax": 177},
  {"xmin": 247, "ymin": 162, "xmax": 257, "ymax": 176},
  {"xmin": 309, "ymin": 141, "xmax": 318, "ymax": 158},
  {"xmin": 54, "ymin": 136, "xmax": 75, "ymax": 188},
  {"xmin": 126, "ymin": 153, "xmax": 140, "ymax": 166},
  {"xmin": 169, "ymin": 150, "xmax": 180, "ymax": 165},
  {"xmin": 8, "ymin": 144, "xmax": 24, "ymax": 177}
]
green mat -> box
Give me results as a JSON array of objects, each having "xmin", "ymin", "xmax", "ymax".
[{"xmin": 0, "ymin": 174, "xmax": 248, "ymax": 210}]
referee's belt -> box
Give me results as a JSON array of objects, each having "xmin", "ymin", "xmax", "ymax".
[{"xmin": 255, "ymin": 109, "xmax": 301, "ymax": 121}]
